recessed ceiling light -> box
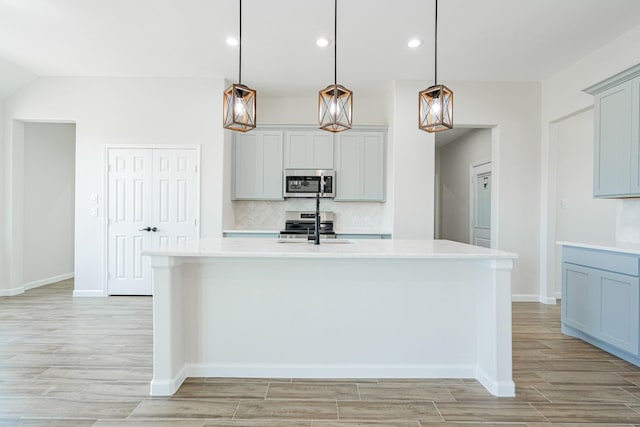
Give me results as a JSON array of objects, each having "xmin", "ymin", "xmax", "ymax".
[
  {"xmin": 316, "ymin": 38, "xmax": 330, "ymax": 47},
  {"xmin": 408, "ymin": 39, "xmax": 422, "ymax": 48},
  {"xmin": 226, "ymin": 37, "xmax": 239, "ymax": 46}
]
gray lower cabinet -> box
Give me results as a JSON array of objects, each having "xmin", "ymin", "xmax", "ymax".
[
  {"xmin": 585, "ymin": 64, "xmax": 640, "ymax": 198},
  {"xmin": 561, "ymin": 246, "xmax": 640, "ymax": 363}
]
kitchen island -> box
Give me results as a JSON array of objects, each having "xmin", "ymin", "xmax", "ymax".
[{"xmin": 146, "ymin": 238, "xmax": 518, "ymax": 397}]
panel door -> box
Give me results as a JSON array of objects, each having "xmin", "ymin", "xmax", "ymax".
[
  {"xmin": 594, "ymin": 81, "xmax": 632, "ymax": 197},
  {"xmin": 361, "ymin": 133, "xmax": 384, "ymax": 201},
  {"xmin": 631, "ymin": 76, "xmax": 640, "ymax": 193},
  {"xmin": 233, "ymin": 131, "xmax": 283, "ymax": 200},
  {"xmin": 561, "ymin": 263, "xmax": 595, "ymax": 334},
  {"xmin": 595, "ymin": 271, "xmax": 639, "ymax": 354},
  {"xmin": 471, "ymin": 162, "xmax": 492, "ymax": 248},
  {"xmin": 335, "ymin": 134, "xmax": 361, "ymax": 200},
  {"xmin": 108, "ymin": 148, "xmax": 199, "ymax": 295},
  {"xmin": 284, "ymin": 132, "xmax": 334, "ymax": 169},
  {"xmin": 152, "ymin": 149, "xmax": 199, "ymax": 250},
  {"xmin": 107, "ymin": 149, "xmax": 154, "ymax": 295},
  {"xmin": 234, "ymin": 132, "xmax": 259, "ymax": 199}
]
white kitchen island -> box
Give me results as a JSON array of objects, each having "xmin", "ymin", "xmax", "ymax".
[{"xmin": 146, "ymin": 238, "xmax": 518, "ymax": 397}]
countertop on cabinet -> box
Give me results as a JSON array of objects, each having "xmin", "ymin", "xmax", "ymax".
[
  {"xmin": 558, "ymin": 241, "xmax": 640, "ymax": 256},
  {"xmin": 145, "ymin": 237, "xmax": 518, "ymax": 260}
]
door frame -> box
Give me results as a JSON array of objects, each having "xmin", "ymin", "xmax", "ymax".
[
  {"xmin": 104, "ymin": 144, "xmax": 201, "ymax": 295},
  {"xmin": 469, "ymin": 160, "xmax": 492, "ymax": 247}
]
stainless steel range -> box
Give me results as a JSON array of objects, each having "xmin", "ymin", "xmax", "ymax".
[{"xmin": 279, "ymin": 211, "xmax": 336, "ymax": 240}]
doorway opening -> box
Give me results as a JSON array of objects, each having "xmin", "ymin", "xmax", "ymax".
[
  {"xmin": 435, "ymin": 127, "xmax": 492, "ymax": 247},
  {"xmin": 22, "ymin": 122, "xmax": 76, "ymax": 290}
]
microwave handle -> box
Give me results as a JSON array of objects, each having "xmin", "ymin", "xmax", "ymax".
[{"xmin": 320, "ymin": 176, "xmax": 325, "ymax": 195}]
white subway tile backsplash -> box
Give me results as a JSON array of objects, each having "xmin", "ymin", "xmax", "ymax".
[{"xmin": 232, "ymin": 200, "xmax": 388, "ymax": 231}]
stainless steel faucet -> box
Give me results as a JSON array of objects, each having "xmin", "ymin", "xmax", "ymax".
[{"xmin": 313, "ymin": 192, "xmax": 320, "ymax": 245}]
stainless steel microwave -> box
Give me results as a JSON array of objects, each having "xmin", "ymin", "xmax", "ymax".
[{"xmin": 283, "ymin": 169, "xmax": 335, "ymax": 198}]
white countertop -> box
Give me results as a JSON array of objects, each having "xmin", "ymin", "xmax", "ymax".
[
  {"xmin": 145, "ymin": 238, "xmax": 518, "ymax": 260},
  {"xmin": 558, "ymin": 240, "xmax": 640, "ymax": 255}
]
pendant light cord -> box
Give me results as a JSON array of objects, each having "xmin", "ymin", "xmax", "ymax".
[
  {"xmin": 239, "ymin": 0, "xmax": 242, "ymax": 85},
  {"xmin": 334, "ymin": 0, "xmax": 337, "ymax": 86},
  {"xmin": 434, "ymin": 0, "xmax": 438, "ymax": 85}
]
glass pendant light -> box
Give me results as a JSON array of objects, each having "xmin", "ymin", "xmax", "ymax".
[
  {"xmin": 223, "ymin": 0, "xmax": 256, "ymax": 132},
  {"xmin": 419, "ymin": 0, "xmax": 453, "ymax": 132},
  {"xmin": 319, "ymin": 0, "xmax": 352, "ymax": 133}
]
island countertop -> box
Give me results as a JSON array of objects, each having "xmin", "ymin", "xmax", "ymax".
[
  {"xmin": 145, "ymin": 237, "xmax": 518, "ymax": 260},
  {"xmin": 147, "ymin": 236, "xmax": 518, "ymax": 398}
]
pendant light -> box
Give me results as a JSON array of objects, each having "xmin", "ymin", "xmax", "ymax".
[
  {"xmin": 223, "ymin": 0, "xmax": 256, "ymax": 132},
  {"xmin": 419, "ymin": 0, "xmax": 453, "ymax": 132},
  {"xmin": 318, "ymin": 0, "xmax": 352, "ymax": 132}
]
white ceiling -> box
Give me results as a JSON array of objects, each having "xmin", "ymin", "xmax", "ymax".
[{"xmin": 1, "ymin": 0, "xmax": 640, "ymax": 99}]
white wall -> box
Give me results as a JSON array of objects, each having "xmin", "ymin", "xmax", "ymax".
[
  {"xmin": 541, "ymin": 23, "xmax": 640, "ymax": 301},
  {"xmin": 3, "ymin": 77, "xmax": 225, "ymax": 296},
  {"xmin": 392, "ymin": 82, "xmax": 434, "ymax": 239},
  {"xmin": 438, "ymin": 128, "xmax": 492, "ymax": 244},
  {"xmin": 22, "ymin": 122, "xmax": 76, "ymax": 287},
  {"xmin": 551, "ymin": 110, "xmax": 617, "ymax": 296},
  {"xmin": 394, "ymin": 80, "xmax": 542, "ymax": 299},
  {"xmin": 258, "ymin": 94, "xmax": 389, "ymax": 125}
]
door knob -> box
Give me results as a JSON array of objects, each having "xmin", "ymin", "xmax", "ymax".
[
  {"xmin": 139, "ymin": 227, "xmax": 152, "ymax": 232},
  {"xmin": 151, "ymin": 227, "xmax": 158, "ymax": 232}
]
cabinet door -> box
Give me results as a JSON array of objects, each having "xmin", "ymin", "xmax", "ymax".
[
  {"xmin": 335, "ymin": 134, "xmax": 361, "ymax": 200},
  {"xmin": 335, "ymin": 132, "xmax": 385, "ymax": 202},
  {"xmin": 233, "ymin": 131, "xmax": 283, "ymax": 200},
  {"xmin": 562, "ymin": 263, "xmax": 597, "ymax": 334},
  {"xmin": 361, "ymin": 134, "xmax": 385, "ymax": 201},
  {"xmin": 284, "ymin": 132, "xmax": 333, "ymax": 169},
  {"xmin": 595, "ymin": 270, "xmax": 639, "ymax": 354},
  {"xmin": 631, "ymin": 76, "xmax": 640, "ymax": 193},
  {"xmin": 593, "ymin": 81, "xmax": 633, "ymax": 197}
]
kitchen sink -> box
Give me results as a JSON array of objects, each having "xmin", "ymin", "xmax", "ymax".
[{"xmin": 277, "ymin": 238, "xmax": 354, "ymax": 244}]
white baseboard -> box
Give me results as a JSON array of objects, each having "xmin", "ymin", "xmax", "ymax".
[
  {"xmin": 24, "ymin": 273, "xmax": 74, "ymax": 291},
  {"xmin": 186, "ymin": 363, "xmax": 477, "ymax": 381},
  {"xmin": 0, "ymin": 286, "xmax": 25, "ymax": 297},
  {"xmin": 511, "ymin": 294, "xmax": 540, "ymax": 302},
  {"xmin": 511, "ymin": 294, "xmax": 557, "ymax": 304},
  {"xmin": 73, "ymin": 289, "xmax": 107, "ymax": 297},
  {"xmin": 150, "ymin": 366, "xmax": 188, "ymax": 396}
]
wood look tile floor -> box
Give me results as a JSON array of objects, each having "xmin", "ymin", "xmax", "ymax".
[{"xmin": 2, "ymin": 280, "xmax": 640, "ymax": 425}]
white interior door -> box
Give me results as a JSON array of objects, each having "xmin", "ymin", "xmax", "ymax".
[
  {"xmin": 107, "ymin": 148, "xmax": 198, "ymax": 295},
  {"xmin": 471, "ymin": 162, "xmax": 491, "ymax": 248}
]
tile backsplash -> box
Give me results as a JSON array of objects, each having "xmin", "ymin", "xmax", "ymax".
[{"xmin": 231, "ymin": 200, "xmax": 390, "ymax": 231}]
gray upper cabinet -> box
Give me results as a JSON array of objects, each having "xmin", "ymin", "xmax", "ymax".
[
  {"xmin": 335, "ymin": 131, "xmax": 385, "ymax": 202},
  {"xmin": 233, "ymin": 131, "xmax": 284, "ymax": 200},
  {"xmin": 585, "ymin": 64, "xmax": 640, "ymax": 198},
  {"xmin": 284, "ymin": 131, "xmax": 334, "ymax": 169}
]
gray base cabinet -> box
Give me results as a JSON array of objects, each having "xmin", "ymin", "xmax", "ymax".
[{"xmin": 561, "ymin": 245, "xmax": 640, "ymax": 364}]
